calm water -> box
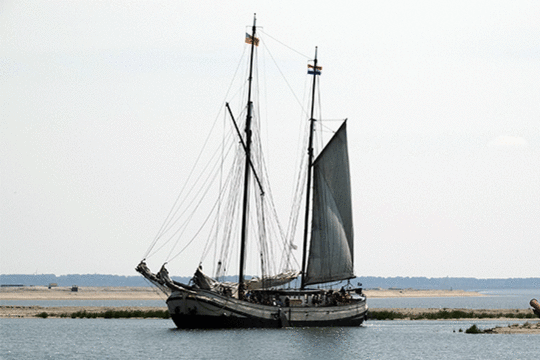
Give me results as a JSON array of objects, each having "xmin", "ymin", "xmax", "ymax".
[{"xmin": 1, "ymin": 318, "xmax": 539, "ymax": 359}]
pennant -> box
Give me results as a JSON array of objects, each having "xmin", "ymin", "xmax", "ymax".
[{"xmin": 245, "ymin": 33, "xmax": 260, "ymax": 46}]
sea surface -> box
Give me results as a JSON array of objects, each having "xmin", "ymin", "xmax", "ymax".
[{"xmin": 1, "ymin": 318, "xmax": 539, "ymax": 359}]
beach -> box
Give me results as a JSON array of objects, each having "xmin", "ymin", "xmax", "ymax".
[
  {"xmin": 363, "ymin": 288, "xmax": 485, "ymax": 298},
  {"xmin": 0, "ymin": 286, "xmax": 166, "ymax": 300},
  {"xmin": 2, "ymin": 304, "xmax": 535, "ymax": 320},
  {"xmin": 0, "ymin": 305, "xmax": 164, "ymax": 318},
  {"xmin": 0, "ymin": 286, "xmax": 483, "ymax": 301},
  {"xmin": 483, "ymin": 322, "xmax": 540, "ymax": 334}
]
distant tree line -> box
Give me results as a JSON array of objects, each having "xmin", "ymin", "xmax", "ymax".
[
  {"xmin": 2, "ymin": 274, "xmax": 539, "ymax": 290},
  {"xmin": 0, "ymin": 274, "xmax": 190, "ymax": 287}
]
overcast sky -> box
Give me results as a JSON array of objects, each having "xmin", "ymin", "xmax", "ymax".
[{"xmin": 1, "ymin": 1, "xmax": 539, "ymax": 278}]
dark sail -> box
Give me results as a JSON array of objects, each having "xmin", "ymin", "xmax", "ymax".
[{"xmin": 304, "ymin": 122, "xmax": 354, "ymax": 286}]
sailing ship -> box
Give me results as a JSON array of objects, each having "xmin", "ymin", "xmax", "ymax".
[{"xmin": 136, "ymin": 16, "xmax": 368, "ymax": 328}]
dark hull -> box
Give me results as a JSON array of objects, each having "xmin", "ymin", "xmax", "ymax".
[
  {"xmin": 170, "ymin": 312, "xmax": 366, "ymax": 329},
  {"xmin": 166, "ymin": 289, "xmax": 368, "ymax": 329}
]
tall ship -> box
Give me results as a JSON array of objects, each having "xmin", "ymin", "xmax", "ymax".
[{"xmin": 137, "ymin": 16, "xmax": 368, "ymax": 328}]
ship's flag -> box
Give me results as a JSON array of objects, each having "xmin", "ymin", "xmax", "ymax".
[
  {"xmin": 245, "ymin": 33, "xmax": 260, "ymax": 46},
  {"xmin": 308, "ymin": 64, "xmax": 322, "ymax": 75}
]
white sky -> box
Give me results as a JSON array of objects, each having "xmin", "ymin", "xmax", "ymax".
[{"xmin": 1, "ymin": 0, "xmax": 539, "ymax": 278}]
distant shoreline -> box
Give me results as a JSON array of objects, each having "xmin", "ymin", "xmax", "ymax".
[{"xmin": 0, "ymin": 286, "xmax": 485, "ymax": 301}]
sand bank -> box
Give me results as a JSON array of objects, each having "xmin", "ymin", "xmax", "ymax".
[
  {"xmin": 0, "ymin": 305, "xmax": 166, "ymax": 318},
  {"xmin": 484, "ymin": 322, "xmax": 540, "ymax": 334},
  {"xmin": 364, "ymin": 289, "xmax": 484, "ymax": 298},
  {"xmin": 1, "ymin": 286, "xmax": 483, "ymax": 300},
  {"xmin": 0, "ymin": 286, "xmax": 167, "ymax": 300},
  {"xmin": 2, "ymin": 305, "xmax": 538, "ymax": 323},
  {"xmin": 371, "ymin": 307, "xmax": 536, "ymax": 319}
]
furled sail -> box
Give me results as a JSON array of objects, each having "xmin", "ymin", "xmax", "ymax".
[
  {"xmin": 304, "ymin": 122, "xmax": 354, "ymax": 286},
  {"xmin": 245, "ymin": 270, "xmax": 301, "ymax": 290},
  {"xmin": 192, "ymin": 267, "xmax": 300, "ymax": 296}
]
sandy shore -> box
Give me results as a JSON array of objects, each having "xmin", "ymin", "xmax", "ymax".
[
  {"xmin": 363, "ymin": 289, "xmax": 484, "ymax": 298},
  {"xmin": 484, "ymin": 322, "xmax": 540, "ymax": 334},
  {"xmin": 0, "ymin": 305, "xmax": 166, "ymax": 318},
  {"xmin": 1, "ymin": 305, "xmax": 535, "ymax": 319},
  {"xmin": 371, "ymin": 307, "xmax": 536, "ymax": 319},
  {"xmin": 0, "ymin": 286, "xmax": 484, "ymax": 300},
  {"xmin": 0, "ymin": 286, "xmax": 167, "ymax": 300}
]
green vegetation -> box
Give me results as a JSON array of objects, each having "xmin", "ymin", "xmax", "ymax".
[
  {"xmin": 34, "ymin": 309, "xmax": 170, "ymax": 319},
  {"xmin": 465, "ymin": 324, "xmax": 483, "ymax": 334},
  {"xmin": 368, "ymin": 310, "xmax": 407, "ymax": 320},
  {"xmin": 369, "ymin": 310, "xmax": 537, "ymax": 320}
]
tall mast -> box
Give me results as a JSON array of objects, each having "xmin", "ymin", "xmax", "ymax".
[
  {"xmin": 301, "ymin": 47, "xmax": 319, "ymax": 289},
  {"xmin": 238, "ymin": 14, "xmax": 257, "ymax": 299}
]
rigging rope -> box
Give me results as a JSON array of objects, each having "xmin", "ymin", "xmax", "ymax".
[
  {"xmin": 146, "ymin": 129, "xmax": 236, "ymax": 259},
  {"xmin": 143, "ymin": 46, "xmax": 249, "ymax": 261},
  {"xmin": 142, "ymin": 30, "xmax": 319, "ymax": 283},
  {"xmin": 259, "ymin": 30, "xmax": 311, "ymax": 60},
  {"xmin": 260, "ymin": 38, "xmax": 308, "ymax": 117}
]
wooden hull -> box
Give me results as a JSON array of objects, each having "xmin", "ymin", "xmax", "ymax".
[{"xmin": 166, "ymin": 289, "xmax": 368, "ymax": 329}]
